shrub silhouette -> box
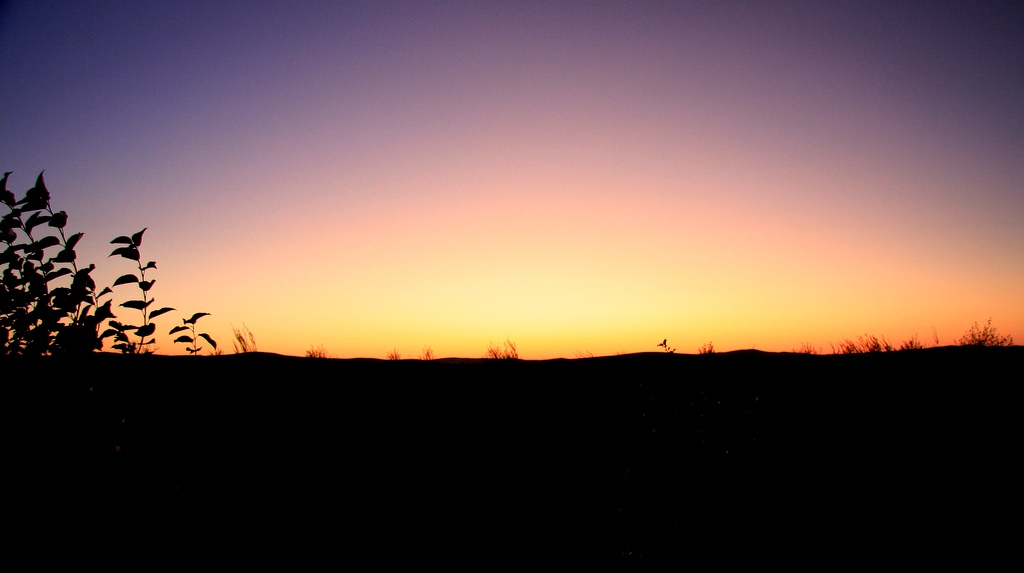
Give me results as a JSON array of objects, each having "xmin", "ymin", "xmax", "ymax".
[
  {"xmin": 386, "ymin": 348, "xmax": 402, "ymax": 360},
  {"xmin": 420, "ymin": 346, "xmax": 435, "ymax": 360},
  {"xmin": 656, "ymin": 339, "xmax": 675, "ymax": 353},
  {"xmin": 956, "ymin": 318, "xmax": 1014, "ymax": 347},
  {"xmin": 697, "ymin": 341, "xmax": 715, "ymax": 355},
  {"xmin": 1, "ymin": 171, "xmax": 116, "ymax": 355}
]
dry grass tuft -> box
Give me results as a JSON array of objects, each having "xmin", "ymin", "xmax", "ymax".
[
  {"xmin": 956, "ymin": 318, "xmax": 1014, "ymax": 347},
  {"xmin": 385, "ymin": 348, "xmax": 402, "ymax": 360},
  {"xmin": 831, "ymin": 334, "xmax": 894, "ymax": 354},
  {"xmin": 485, "ymin": 338, "xmax": 519, "ymax": 360},
  {"xmin": 420, "ymin": 346, "xmax": 435, "ymax": 360},
  {"xmin": 899, "ymin": 334, "xmax": 926, "ymax": 350},
  {"xmin": 697, "ymin": 341, "xmax": 714, "ymax": 355},
  {"xmin": 231, "ymin": 324, "xmax": 258, "ymax": 353},
  {"xmin": 792, "ymin": 342, "xmax": 818, "ymax": 354},
  {"xmin": 305, "ymin": 344, "xmax": 331, "ymax": 359}
]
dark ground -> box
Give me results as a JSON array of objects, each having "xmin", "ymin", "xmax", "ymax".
[{"xmin": 6, "ymin": 347, "xmax": 1020, "ymax": 565}]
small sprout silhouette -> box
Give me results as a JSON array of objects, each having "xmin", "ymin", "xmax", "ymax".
[
  {"xmin": 657, "ymin": 339, "xmax": 675, "ymax": 353},
  {"xmin": 169, "ymin": 312, "xmax": 216, "ymax": 355}
]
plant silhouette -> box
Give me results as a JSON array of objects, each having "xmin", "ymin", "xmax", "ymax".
[
  {"xmin": 232, "ymin": 324, "xmax": 258, "ymax": 353},
  {"xmin": 485, "ymin": 338, "xmax": 519, "ymax": 360},
  {"xmin": 306, "ymin": 344, "xmax": 331, "ymax": 358},
  {"xmin": 106, "ymin": 229, "xmax": 174, "ymax": 354},
  {"xmin": 956, "ymin": 318, "xmax": 1014, "ymax": 347},
  {"xmin": 169, "ymin": 312, "xmax": 217, "ymax": 355},
  {"xmin": 1, "ymin": 171, "xmax": 116, "ymax": 355}
]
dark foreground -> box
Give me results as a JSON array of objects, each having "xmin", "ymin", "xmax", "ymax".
[{"xmin": 7, "ymin": 347, "xmax": 1020, "ymax": 565}]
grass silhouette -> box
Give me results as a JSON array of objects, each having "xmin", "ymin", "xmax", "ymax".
[
  {"xmin": 231, "ymin": 324, "xmax": 258, "ymax": 353},
  {"xmin": 899, "ymin": 334, "xmax": 926, "ymax": 350},
  {"xmin": 956, "ymin": 318, "xmax": 1014, "ymax": 346},
  {"xmin": 305, "ymin": 344, "xmax": 331, "ymax": 358},
  {"xmin": 485, "ymin": 338, "xmax": 519, "ymax": 360},
  {"xmin": 792, "ymin": 342, "xmax": 818, "ymax": 354}
]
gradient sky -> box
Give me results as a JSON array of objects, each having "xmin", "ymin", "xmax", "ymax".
[{"xmin": 2, "ymin": 1, "xmax": 1021, "ymax": 358}]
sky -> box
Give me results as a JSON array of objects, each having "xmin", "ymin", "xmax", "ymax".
[{"xmin": 1, "ymin": 1, "xmax": 1021, "ymax": 358}]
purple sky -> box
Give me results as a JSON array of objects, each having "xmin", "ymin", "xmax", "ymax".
[{"xmin": 2, "ymin": 1, "xmax": 1021, "ymax": 357}]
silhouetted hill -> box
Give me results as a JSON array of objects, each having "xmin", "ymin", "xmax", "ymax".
[{"xmin": 7, "ymin": 347, "xmax": 1019, "ymax": 565}]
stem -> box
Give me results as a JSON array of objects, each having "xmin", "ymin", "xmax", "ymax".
[{"xmin": 137, "ymin": 259, "xmax": 149, "ymax": 352}]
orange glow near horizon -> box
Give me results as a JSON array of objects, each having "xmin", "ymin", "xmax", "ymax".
[{"xmin": 2, "ymin": 4, "xmax": 1021, "ymax": 358}]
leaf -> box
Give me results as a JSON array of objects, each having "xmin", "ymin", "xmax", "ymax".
[
  {"xmin": 109, "ymin": 246, "xmax": 140, "ymax": 261},
  {"xmin": 95, "ymin": 300, "xmax": 115, "ymax": 321},
  {"xmin": 199, "ymin": 333, "xmax": 217, "ymax": 350},
  {"xmin": 120, "ymin": 299, "xmax": 151, "ymax": 310},
  {"xmin": 44, "ymin": 268, "xmax": 72, "ymax": 282},
  {"xmin": 168, "ymin": 325, "xmax": 189, "ymax": 335},
  {"xmin": 110, "ymin": 235, "xmax": 133, "ymax": 245},
  {"xmin": 135, "ymin": 323, "xmax": 156, "ymax": 337},
  {"xmin": 100, "ymin": 328, "xmax": 118, "ymax": 340},
  {"xmin": 54, "ymin": 248, "xmax": 76, "ymax": 263},
  {"xmin": 139, "ymin": 279, "xmax": 155, "ymax": 292},
  {"xmin": 34, "ymin": 236, "xmax": 60, "ymax": 250},
  {"xmin": 113, "ymin": 274, "xmax": 139, "ymax": 286},
  {"xmin": 97, "ymin": 286, "xmax": 113, "ymax": 298},
  {"xmin": 35, "ymin": 172, "xmax": 48, "ymax": 197},
  {"xmin": 48, "ymin": 211, "xmax": 68, "ymax": 229},
  {"xmin": 149, "ymin": 307, "xmax": 175, "ymax": 320},
  {"xmin": 25, "ymin": 212, "xmax": 52, "ymax": 232},
  {"xmin": 174, "ymin": 335, "xmax": 194, "ymax": 344},
  {"xmin": 185, "ymin": 312, "xmax": 210, "ymax": 325},
  {"xmin": 65, "ymin": 232, "xmax": 84, "ymax": 250},
  {"xmin": 0, "ymin": 172, "xmax": 13, "ymax": 206},
  {"xmin": 144, "ymin": 261, "xmax": 157, "ymax": 270},
  {"xmin": 131, "ymin": 228, "xmax": 146, "ymax": 246}
]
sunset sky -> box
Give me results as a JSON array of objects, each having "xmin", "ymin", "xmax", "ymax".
[{"xmin": 2, "ymin": 1, "xmax": 1021, "ymax": 358}]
